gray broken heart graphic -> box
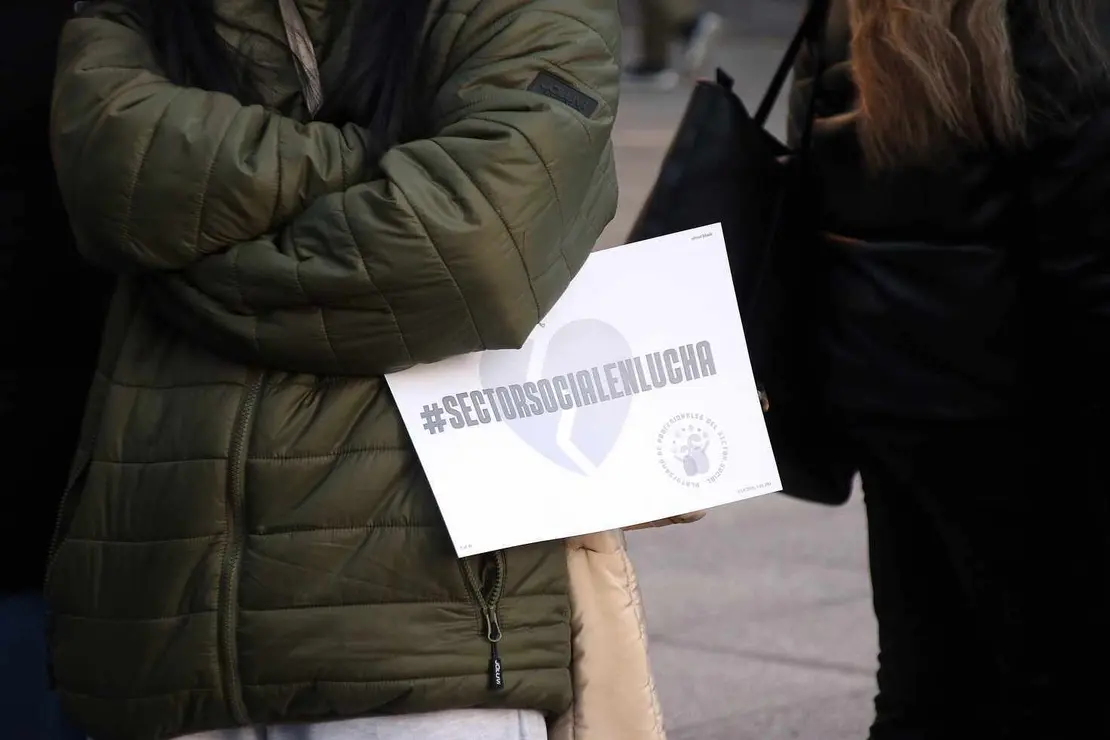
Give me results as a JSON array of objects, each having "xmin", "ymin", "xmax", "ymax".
[{"xmin": 478, "ymin": 319, "xmax": 634, "ymax": 475}]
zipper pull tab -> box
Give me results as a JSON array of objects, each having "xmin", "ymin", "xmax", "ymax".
[
  {"xmin": 488, "ymin": 641, "xmax": 504, "ymax": 692},
  {"xmin": 483, "ymin": 608, "xmax": 505, "ymax": 692}
]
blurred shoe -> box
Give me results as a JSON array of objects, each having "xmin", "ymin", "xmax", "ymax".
[
  {"xmin": 622, "ymin": 62, "xmax": 680, "ymax": 91},
  {"xmin": 679, "ymin": 11, "xmax": 723, "ymax": 74}
]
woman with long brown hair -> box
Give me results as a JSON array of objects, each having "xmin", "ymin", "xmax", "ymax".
[{"xmin": 791, "ymin": 1, "xmax": 1110, "ymax": 737}]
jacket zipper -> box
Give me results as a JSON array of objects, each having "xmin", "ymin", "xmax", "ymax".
[
  {"xmin": 460, "ymin": 550, "xmax": 507, "ymax": 691},
  {"xmin": 43, "ymin": 450, "xmax": 93, "ymax": 594},
  {"xmin": 219, "ymin": 371, "xmax": 264, "ymax": 724},
  {"xmin": 42, "ymin": 448, "xmax": 95, "ymax": 688}
]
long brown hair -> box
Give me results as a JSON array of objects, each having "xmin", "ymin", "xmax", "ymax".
[{"xmin": 849, "ymin": 0, "xmax": 1108, "ymax": 168}]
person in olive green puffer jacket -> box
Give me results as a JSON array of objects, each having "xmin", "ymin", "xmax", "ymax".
[{"xmin": 46, "ymin": 0, "xmax": 619, "ymax": 738}]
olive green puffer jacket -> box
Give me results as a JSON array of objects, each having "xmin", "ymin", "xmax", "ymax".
[{"xmin": 45, "ymin": 1, "xmax": 619, "ymax": 738}]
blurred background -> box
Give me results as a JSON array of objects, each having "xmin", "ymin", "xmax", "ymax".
[
  {"xmin": 601, "ymin": 0, "xmax": 807, "ymax": 248},
  {"xmin": 616, "ymin": 0, "xmax": 806, "ymax": 37},
  {"xmin": 607, "ymin": 2, "xmax": 878, "ymax": 739}
]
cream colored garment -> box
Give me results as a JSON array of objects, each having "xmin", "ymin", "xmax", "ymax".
[
  {"xmin": 551, "ymin": 512, "xmax": 705, "ymax": 740},
  {"xmin": 550, "ymin": 527, "xmax": 685, "ymax": 740}
]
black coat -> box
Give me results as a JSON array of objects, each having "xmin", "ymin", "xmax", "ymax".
[
  {"xmin": 789, "ymin": 0, "xmax": 1110, "ymax": 420},
  {"xmin": 1, "ymin": 2, "xmax": 112, "ymax": 593}
]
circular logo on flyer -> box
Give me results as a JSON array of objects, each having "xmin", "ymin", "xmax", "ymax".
[{"xmin": 656, "ymin": 413, "xmax": 728, "ymax": 488}]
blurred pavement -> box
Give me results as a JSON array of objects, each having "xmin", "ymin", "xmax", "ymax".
[{"xmin": 604, "ymin": 11, "xmax": 879, "ymax": 739}]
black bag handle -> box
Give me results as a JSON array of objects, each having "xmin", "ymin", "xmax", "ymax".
[
  {"xmin": 743, "ymin": 0, "xmax": 832, "ymax": 376},
  {"xmin": 754, "ymin": 0, "xmax": 833, "ymax": 128}
]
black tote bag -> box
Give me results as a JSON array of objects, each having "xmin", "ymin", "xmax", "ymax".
[{"xmin": 627, "ymin": 0, "xmax": 854, "ymax": 506}]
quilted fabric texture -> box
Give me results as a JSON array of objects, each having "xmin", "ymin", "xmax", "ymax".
[{"xmin": 46, "ymin": 1, "xmax": 620, "ymax": 738}]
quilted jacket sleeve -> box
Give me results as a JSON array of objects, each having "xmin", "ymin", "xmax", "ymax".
[
  {"xmin": 144, "ymin": 0, "xmax": 620, "ymax": 376},
  {"xmin": 50, "ymin": 4, "xmax": 373, "ymax": 272}
]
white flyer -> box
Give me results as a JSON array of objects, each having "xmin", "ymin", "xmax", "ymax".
[{"xmin": 385, "ymin": 224, "xmax": 782, "ymax": 556}]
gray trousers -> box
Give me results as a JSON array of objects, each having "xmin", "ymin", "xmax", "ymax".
[
  {"xmin": 637, "ymin": 0, "xmax": 701, "ymax": 66},
  {"xmin": 100, "ymin": 709, "xmax": 549, "ymax": 740}
]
